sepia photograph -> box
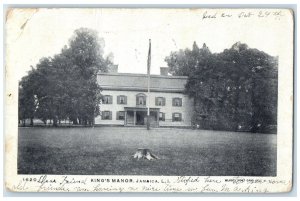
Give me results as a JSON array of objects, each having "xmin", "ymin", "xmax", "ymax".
[{"xmin": 5, "ymin": 8, "xmax": 293, "ymax": 192}]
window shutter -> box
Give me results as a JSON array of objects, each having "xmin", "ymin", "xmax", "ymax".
[
  {"xmin": 117, "ymin": 96, "xmax": 120, "ymax": 104},
  {"xmin": 179, "ymin": 113, "xmax": 182, "ymax": 121},
  {"xmin": 172, "ymin": 98, "xmax": 175, "ymax": 106},
  {"xmin": 101, "ymin": 112, "xmax": 104, "ymax": 120},
  {"xmin": 155, "ymin": 97, "xmax": 158, "ymax": 106},
  {"xmin": 136, "ymin": 96, "xmax": 139, "ymax": 105},
  {"xmin": 124, "ymin": 96, "xmax": 127, "ymax": 104},
  {"xmin": 179, "ymin": 98, "xmax": 182, "ymax": 106},
  {"xmin": 162, "ymin": 113, "xmax": 165, "ymax": 121},
  {"xmin": 109, "ymin": 111, "xmax": 112, "ymax": 120},
  {"xmin": 163, "ymin": 97, "xmax": 166, "ymax": 106},
  {"xmin": 116, "ymin": 111, "xmax": 119, "ymax": 120},
  {"xmin": 172, "ymin": 113, "xmax": 175, "ymax": 122}
]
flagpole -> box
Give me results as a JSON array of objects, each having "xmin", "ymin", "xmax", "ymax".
[{"xmin": 147, "ymin": 39, "xmax": 151, "ymax": 130}]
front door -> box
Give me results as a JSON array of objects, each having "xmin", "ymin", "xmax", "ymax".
[{"xmin": 136, "ymin": 111, "xmax": 146, "ymax": 125}]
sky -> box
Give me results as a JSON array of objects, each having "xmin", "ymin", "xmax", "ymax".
[{"xmin": 6, "ymin": 8, "xmax": 293, "ymax": 80}]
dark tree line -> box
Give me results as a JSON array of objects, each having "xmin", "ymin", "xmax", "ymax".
[
  {"xmin": 165, "ymin": 42, "xmax": 278, "ymax": 133},
  {"xmin": 19, "ymin": 28, "xmax": 111, "ymax": 126}
]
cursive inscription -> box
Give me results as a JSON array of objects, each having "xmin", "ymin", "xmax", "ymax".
[
  {"xmin": 9, "ymin": 176, "xmax": 290, "ymax": 193},
  {"xmin": 201, "ymin": 10, "xmax": 285, "ymax": 20}
]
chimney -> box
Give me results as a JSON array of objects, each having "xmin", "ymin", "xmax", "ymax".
[
  {"xmin": 107, "ymin": 64, "xmax": 118, "ymax": 73},
  {"xmin": 160, "ymin": 67, "xmax": 168, "ymax": 76}
]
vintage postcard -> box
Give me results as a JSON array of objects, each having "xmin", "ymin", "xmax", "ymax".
[{"xmin": 5, "ymin": 8, "xmax": 294, "ymax": 193}]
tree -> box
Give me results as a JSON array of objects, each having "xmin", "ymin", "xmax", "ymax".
[
  {"xmin": 165, "ymin": 42, "xmax": 211, "ymax": 76},
  {"xmin": 19, "ymin": 28, "xmax": 110, "ymax": 126},
  {"xmin": 219, "ymin": 42, "xmax": 278, "ymax": 132},
  {"xmin": 165, "ymin": 41, "xmax": 278, "ymax": 133},
  {"xmin": 19, "ymin": 79, "xmax": 35, "ymax": 126},
  {"xmin": 66, "ymin": 28, "xmax": 108, "ymax": 125},
  {"xmin": 32, "ymin": 57, "xmax": 57, "ymax": 125}
]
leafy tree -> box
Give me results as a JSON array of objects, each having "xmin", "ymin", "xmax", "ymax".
[
  {"xmin": 66, "ymin": 28, "xmax": 109, "ymax": 125},
  {"xmin": 166, "ymin": 41, "xmax": 278, "ymax": 133},
  {"xmin": 19, "ymin": 28, "xmax": 110, "ymax": 126},
  {"xmin": 218, "ymin": 42, "xmax": 278, "ymax": 132},
  {"xmin": 19, "ymin": 76, "xmax": 36, "ymax": 126},
  {"xmin": 32, "ymin": 57, "xmax": 57, "ymax": 125},
  {"xmin": 165, "ymin": 42, "xmax": 211, "ymax": 76}
]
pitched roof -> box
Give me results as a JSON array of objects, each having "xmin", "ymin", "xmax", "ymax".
[{"xmin": 97, "ymin": 73, "xmax": 188, "ymax": 93}]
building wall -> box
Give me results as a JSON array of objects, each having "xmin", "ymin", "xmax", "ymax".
[{"xmin": 95, "ymin": 90, "xmax": 194, "ymax": 127}]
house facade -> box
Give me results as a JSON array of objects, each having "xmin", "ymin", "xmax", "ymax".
[{"xmin": 95, "ymin": 67, "xmax": 194, "ymax": 127}]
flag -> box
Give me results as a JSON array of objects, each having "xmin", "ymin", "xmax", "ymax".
[{"xmin": 147, "ymin": 39, "xmax": 151, "ymax": 75}]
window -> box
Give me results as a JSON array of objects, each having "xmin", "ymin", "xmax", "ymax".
[
  {"xmin": 172, "ymin": 113, "xmax": 182, "ymax": 122},
  {"xmin": 117, "ymin": 95, "xmax": 127, "ymax": 104},
  {"xmin": 159, "ymin": 112, "xmax": 165, "ymax": 121},
  {"xmin": 117, "ymin": 111, "xmax": 125, "ymax": 120},
  {"xmin": 172, "ymin": 98, "xmax": 182, "ymax": 107},
  {"xmin": 102, "ymin": 111, "xmax": 112, "ymax": 120},
  {"xmin": 138, "ymin": 97, "xmax": 144, "ymax": 105},
  {"xmin": 136, "ymin": 93, "xmax": 146, "ymax": 106},
  {"xmin": 103, "ymin": 95, "xmax": 112, "ymax": 104},
  {"xmin": 120, "ymin": 96, "xmax": 125, "ymax": 104},
  {"xmin": 155, "ymin": 97, "xmax": 166, "ymax": 106}
]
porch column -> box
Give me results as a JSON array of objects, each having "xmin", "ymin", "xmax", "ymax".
[
  {"xmin": 133, "ymin": 110, "xmax": 136, "ymax": 126},
  {"xmin": 124, "ymin": 111, "xmax": 127, "ymax": 126},
  {"xmin": 156, "ymin": 111, "xmax": 159, "ymax": 126}
]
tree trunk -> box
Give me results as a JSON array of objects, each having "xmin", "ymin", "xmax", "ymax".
[
  {"xmin": 70, "ymin": 117, "xmax": 78, "ymax": 125},
  {"xmin": 53, "ymin": 117, "xmax": 58, "ymax": 127},
  {"xmin": 250, "ymin": 77, "xmax": 258, "ymax": 133},
  {"xmin": 30, "ymin": 118, "xmax": 34, "ymax": 126},
  {"xmin": 90, "ymin": 118, "xmax": 94, "ymax": 126},
  {"xmin": 233, "ymin": 79, "xmax": 241, "ymax": 131}
]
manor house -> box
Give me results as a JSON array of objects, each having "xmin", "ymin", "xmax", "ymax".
[{"xmin": 95, "ymin": 66, "xmax": 193, "ymax": 127}]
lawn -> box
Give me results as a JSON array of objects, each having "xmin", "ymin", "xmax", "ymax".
[{"xmin": 18, "ymin": 127, "xmax": 276, "ymax": 176}]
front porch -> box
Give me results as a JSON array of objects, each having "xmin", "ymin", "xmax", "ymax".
[{"xmin": 124, "ymin": 107, "xmax": 160, "ymax": 127}]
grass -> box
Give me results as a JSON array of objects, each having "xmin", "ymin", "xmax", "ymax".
[{"xmin": 18, "ymin": 127, "xmax": 276, "ymax": 176}]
